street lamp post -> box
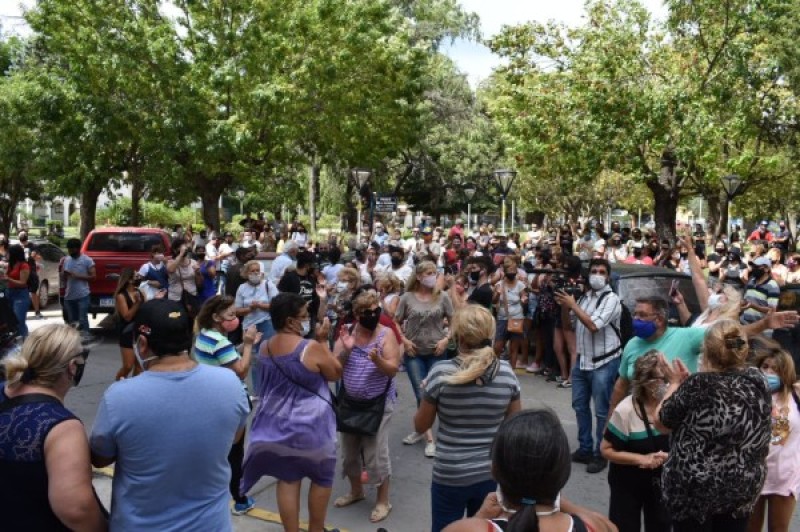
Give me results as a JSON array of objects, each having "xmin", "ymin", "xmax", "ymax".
[
  {"xmin": 721, "ymin": 174, "xmax": 744, "ymax": 238},
  {"xmin": 464, "ymin": 183, "xmax": 476, "ymax": 234},
  {"xmin": 237, "ymin": 187, "xmax": 245, "ymax": 216},
  {"xmin": 351, "ymin": 168, "xmax": 372, "ymax": 242},
  {"xmin": 493, "ymin": 169, "xmax": 517, "ymax": 236}
]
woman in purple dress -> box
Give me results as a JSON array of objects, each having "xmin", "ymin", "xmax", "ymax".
[{"xmin": 240, "ymin": 293, "xmax": 341, "ymax": 532}]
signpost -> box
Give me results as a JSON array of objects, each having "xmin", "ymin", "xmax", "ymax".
[{"xmin": 374, "ymin": 194, "xmax": 398, "ymax": 213}]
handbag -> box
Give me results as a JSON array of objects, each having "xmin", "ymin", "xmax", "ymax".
[
  {"xmin": 335, "ymin": 377, "xmax": 391, "ymax": 436},
  {"xmin": 503, "ymin": 283, "xmax": 524, "ymax": 334}
]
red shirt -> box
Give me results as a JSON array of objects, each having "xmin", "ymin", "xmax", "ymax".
[
  {"xmin": 748, "ymin": 229, "xmax": 773, "ymax": 242},
  {"xmin": 8, "ymin": 262, "xmax": 29, "ymax": 281}
]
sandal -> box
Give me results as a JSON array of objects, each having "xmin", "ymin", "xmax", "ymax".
[
  {"xmin": 333, "ymin": 492, "xmax": 365, "ymax": 508},
  {"xmin": 370, "ymin": 502, "xmax": 392, "ymax": 523}
]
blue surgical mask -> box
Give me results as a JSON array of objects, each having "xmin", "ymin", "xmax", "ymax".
[
  {"xmin": 764, "ymin": 373, "xmax": 781, "ymax": 393},
  {"xmin": 632, "ymin": 319, "xmax": 658, "ymax": 339},
  {"xmin": 301, "ymin": 319, "xmax": 311, "ymax": 337}
]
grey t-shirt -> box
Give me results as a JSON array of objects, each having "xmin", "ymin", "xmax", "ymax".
[
  {"xmin": 424, "ymin": 359, "xmax": 520, "ymax": 486},
  {"xmin": 396, "ymin": 291, "xmax": 454, "ymax": 354},
  {"xmin": 495, "ymin": 279, "xmax": 526, "ymax": 320},
  {"xmin": 63, "ymin": 254, "xmax": 95, "ymax": 300}
]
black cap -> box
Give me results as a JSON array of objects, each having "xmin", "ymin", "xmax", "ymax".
[{"xmin": 134, "ymin": 300, "xmax": 193, "ymax": 356}]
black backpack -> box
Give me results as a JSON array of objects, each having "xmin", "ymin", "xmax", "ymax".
[{"xmin": 591, "ymin": 290, "xmax": 634, "ymax": 362}]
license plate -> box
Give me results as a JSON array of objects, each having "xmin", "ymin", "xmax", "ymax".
[{"xmin": 99, "ymin": 297, "xmax": 114, "ymax": 308}]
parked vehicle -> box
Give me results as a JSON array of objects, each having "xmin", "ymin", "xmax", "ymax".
[
  {"xmin": 9, "ymin": 238, "xmax": 65, "ymax": 308},
  {"xmin": 60, "ymin": 228, "xmax": 172, "ymax": 317},
  {"xmin": 775, "ymin": 284, "xmax": 800, "ymax": 369}
]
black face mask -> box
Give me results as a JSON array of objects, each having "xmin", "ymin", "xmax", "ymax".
[
  {"xmin": 716, "ymin": 248, "xmax": 725, "ymax": 253},
  {"xmin": 132, "ymin": 278, "xmax": 142, "ymax": 287},
  {"xmin": 391, "ymin": 256, "xmax": 403, "ymax": 268},
  {"xmin": 72, "ymin": 363, "xmax": 85, "ymax": 386},
  {"xmin": 69, "ymin": 251, "xmax": 80, "ymax": 258},
  {"xmin": 680, "ymin": 252, "xmax": 688, "ymax": 259},
  {"xmin": 505, "ymin": 272, "xmax": 517, "ymax": 281},
  {"xmin": 359, "ymin": 308, "xmax": 381, "ymax": 331},
  {"xmin": 469, "ymin": 270, "xmax": 481, "ymax": 284}
]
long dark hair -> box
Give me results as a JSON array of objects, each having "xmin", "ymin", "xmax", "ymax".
[
  {"xmin": 7, "ymin": 244, "xmax": 25, "ymax": 270},
  {"xmin": 492, "ymin": 409, "xmax": 571, "ymax": 532},
  {"xmin": 114, "ymin": 268, "xmax": 137, "ymax": 296}
]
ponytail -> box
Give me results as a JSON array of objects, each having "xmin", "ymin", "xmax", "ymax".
[
  {"xmin": 506, "ymin": 505, "xmax": 540, "ymax": 532},
  {"xmin": 443, "ymin": 342, "xmax": 495, "ymax": 385}
]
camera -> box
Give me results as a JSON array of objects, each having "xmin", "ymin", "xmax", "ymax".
[{"xmin": 551, "ymin": 271, "xmax": 584, "ymax": 298}]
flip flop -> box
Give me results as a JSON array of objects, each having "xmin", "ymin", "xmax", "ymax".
[
  {"xmin": 370, "ymin": 502, "xmax": 392, "ymax": 523},
  {"xmin": 333, "ymin": 492, "xmax": 365, "ymax": 508}
]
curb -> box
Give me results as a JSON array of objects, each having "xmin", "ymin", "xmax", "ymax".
[{"xmin": 92, "ymin": 467, "xmax": 348, "ymax": 532}]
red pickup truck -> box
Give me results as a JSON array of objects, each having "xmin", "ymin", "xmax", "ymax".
[{"xmin": 60, "ymin": 227, "xmax": 173, "ymax": 317}]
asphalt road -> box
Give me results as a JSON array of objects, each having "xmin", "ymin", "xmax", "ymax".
[{"xmin": 24, "ymin": 307, "xmax": 795, "ymax": 532}]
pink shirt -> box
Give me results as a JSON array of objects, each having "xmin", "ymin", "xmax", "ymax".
[{"xmin": 762, "ymin": 392, "xmax": 800, "ymax": 499}]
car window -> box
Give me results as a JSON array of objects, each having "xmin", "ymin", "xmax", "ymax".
[
  {"xmin": 35, "ymin": 243, "xmax": 65, "ymax": 262},
  {"xmin": 86, "ymin": 233, "xmax": 163, "ymax": 253}
]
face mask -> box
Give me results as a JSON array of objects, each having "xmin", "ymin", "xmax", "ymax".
[
  {"xmin": 505, "ymin": 272, "xmax": 517, "ymax": 281},
  {"xmin": 680, "ymin": 252, "xmax": 688, "ymax": 259},
  {"xmin": 300, "ymin": 319, "xmax": 311, "ymax": 337},
  {"xmin": 764, "ymin": 373, "xmax": 781, "ymax": 393},
  {"xmin": 336, "ymin": 281, "xmax": 349, "ymax": 293},
  {"xmin": 221, "ymin": 316, "xmax": 240, "ymax": 333},
  {"xmin": 133, "ymin": 339, "xmax": 158, "ymax": 370},
  {"xmin": 469, "ymin": 270, "xmax": 480, "ymax": 284},
  {"xmin": 72, "ymin": 362, "xmax": 85, "ymax": 386},
  {"xmin": 715, "ymin": 248, "xmax": 725, "ymax": 253},
  {"xmin": 132, "ymin": 278, "xmax": 142, "ymax": 288},
  {"xmin": 391, "ymin": 256, "xmax": 403, "ymax": 268},
  {"xmin": 707, "ymin": 293, "xmax": 724, "ymax": 310},
  {"xmin": 421, "ymin": 274, "xmax": 437, "ymax": 288},
  {"xmin": 248, "ymin": 273, "xmax": 261, "ymax": 285},
  {"xmin": 652, "ymin": 381, "xmax": 669, "ymax": 401},
  {"xmin": 589, "ymin": 274, "xmax": 606, "ymax": 291},
  {"xmin": 633, "ymin": 318, "xmax": 658, "ymax": 339},
  {"xmin": 359, "ymin": 308, "xmax": 381, "ymax": 331},
  {"xmin": 672, "ymin": 253, "xmax": 680, "ymax": 261}
]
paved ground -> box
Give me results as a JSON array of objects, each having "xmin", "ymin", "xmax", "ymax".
[{"xmin": 24, "ymin": 306, "xmax": 795, "ymax": 532}]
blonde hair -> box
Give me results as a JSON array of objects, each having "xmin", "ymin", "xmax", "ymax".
[
  {"xmin": 352, "ymin": 289, "xmax": 380, "ymax": 316},
  {"xmin": 337, "ymin": 267, "xmax": 360, "ymax": 289},
  {"xmin": 406, "ymin": 261, "xmax": 441, "ymax": 298},
  {"xmin": 376, "ymin": 272, "xmax": 402, "ymax": 295},
  {"xmin": 444, "ymin": 305, "xmax": 497, "ymax": 385},
  {"xmin": 2, "ymin": 324, "xmax": 82, "ymax": 387},
  {"xmin": 631, "ymin": 350, "xmax": 664, "ymax": 405},
  {"xmin": 703, "ymin": 319, "xmax": 749, "ymax": 371}
]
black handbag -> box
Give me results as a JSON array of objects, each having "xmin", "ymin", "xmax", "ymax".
[{"xmin": 335, "ymin": 378, "xmax": 391, "ymax": 436}]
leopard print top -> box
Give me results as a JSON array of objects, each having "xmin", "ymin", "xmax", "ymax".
[{"xmin": 659, "ymin": 367, "xmax": 771, "ymax": 522}]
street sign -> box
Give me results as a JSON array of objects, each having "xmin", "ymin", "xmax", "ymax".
[{"xmin": 374, "ymin": 194, "xmax": 398, "ymax": 213}]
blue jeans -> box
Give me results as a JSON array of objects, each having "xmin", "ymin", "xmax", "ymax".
[
  {"xmin": 250, "ymin": 319, "xmax": 276, "ymax": 396},
  {"xmin": 64, "ymin": 295, "xmax": 91, "ymax": 333},
  {"xmin": 406, "ymin": 353, "xmax": 442, "ymax": 405},
  {"xmin": 571, "ymin": 356, "xmax": 621, "ymax": 456},
  {"xmin": 8, "ymin": 288, "xmax": 30, "ymax": 338},
  {"xmin": 431, "ymin": 479, "xmax": 496, "ymax": 532}
]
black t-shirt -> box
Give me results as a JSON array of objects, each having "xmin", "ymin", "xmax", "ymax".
[
  {"xmin": 468, "ymin": 283, "xmax": 493, "ymax": 310},
  {"xmin": 278, "ymin": 270, "xmax": 319, "ymax": 318},
  {"xmin": 225, "ymin": 262, "xmax": 245, "ymax": 297}
]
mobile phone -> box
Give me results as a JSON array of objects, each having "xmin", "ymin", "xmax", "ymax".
[{"xmin": 669, "ymin": 280, "xmax": 679, "ymax": 297}]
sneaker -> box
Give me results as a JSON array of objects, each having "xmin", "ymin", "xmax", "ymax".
[
  {"xmin": 424, "ymin": 441, "xmax": 436, "ymax": 458},
  {"xmin": 571, "ymin": 450, "xmax": 593, "ymax": 464},
  {"xmin": 525, "ymin": 362, "xmax": 541, "ymax": 373},
  {"xmin": 403, "ymin": 431, "xmax": 425, "ymax": 445},
  {"xmin": 557, "ymin": 380, "xmax": 572, "ymax": 388},
  {"xmin": 232, "ymin": 496, "xmax": 256, "ymax": 515},
  {"xmin": 586, "ymin": 456, "xmax": 608, "ymax": 474}
]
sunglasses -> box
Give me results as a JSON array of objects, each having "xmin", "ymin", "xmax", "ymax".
[{"xmin": 74, "ymin": 348, "xmax": 90, "ymax": 361}]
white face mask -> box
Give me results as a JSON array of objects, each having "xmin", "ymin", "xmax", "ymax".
[
  {"xmin": 336, "ymin": 282, "xmax": 349, "ymax": 293},
  {"xmin": 248, "ymin": 273, "xmax": 261, "ymax": 285},
  {"xmin": 300, "ymin": 319, "xmax": 311, "ymax": 337},
  {"xmin": 589, "ymin": 274, "xmax": 606, "ymax": 291},
  {"xmin": 133, "ymin": 338, "xmax": 158, "ymax": 371},
  {"xmin": 421, "ymin": 274, "xmax": 437, "ymax": 288},
  {"xmin": 707, "ymin": 293, "xmax": 724, "ymax": 310}
]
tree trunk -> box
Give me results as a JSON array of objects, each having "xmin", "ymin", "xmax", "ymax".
[
  {"xmin": 0, "ymin": 196, "xmax": 17, "ymax": 236},
  {"xmin": 707, "ymin": 191, "xmax": 728, "ymax": 239},
  {"xmin": 200, "ymin": 188, "xmax": 221, "ymax": 232},
  {"xmin": 130, "ymin": 174, "xmax": 143, "ymax": 227},
  {"xmin": 646, "ymin": 181, "xmax": 678, "ymax": 242},
  {"xmin": 79, "ymin": 186, "xmax": 102, "ymax": 239},
  {"xmin": 345, "ymin": 178, "xmax": 356, "ymax": 233},
  {"xmin": 308, "ymin": 162, "xmax": 320, "ymax": 234}
]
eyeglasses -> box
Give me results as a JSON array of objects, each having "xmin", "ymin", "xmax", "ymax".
[{"xmin": 633, "ymin": 313, "xmax": 658, "ymax": 320}]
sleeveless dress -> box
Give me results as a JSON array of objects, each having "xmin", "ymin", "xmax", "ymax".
[
  {"xmin": 240, "ymin": 339, "xmax": 337, "ymax": 491},
  {"xmin": 0, "ymin": 389, "xmax": 79, "ymax": 531}
]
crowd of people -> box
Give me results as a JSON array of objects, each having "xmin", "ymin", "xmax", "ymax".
[{"xmin": 1, "ymin": 215, "xmax": 800, "ymax": 532}]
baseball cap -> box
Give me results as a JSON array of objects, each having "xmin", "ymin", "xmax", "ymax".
[
  {"xmin": 753, "ymin": 256, "xmax": 772, "ymax": 268},
  {"xmin": 760, "ymin": 220, "xmax": 768, "ymax": 226},
  {"xmin": 134, "ymin": 300, "xmax": 192, "ymax": 356}
]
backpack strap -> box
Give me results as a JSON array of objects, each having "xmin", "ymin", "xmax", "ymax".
[{"xmin": 590, "ymin": 290, "xmax": 623, "ymax": 362}]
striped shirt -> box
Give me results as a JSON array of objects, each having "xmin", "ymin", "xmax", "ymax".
[
  {"xmin": 194, "ymin": 329, "xmax": 240, "ymax": 367},
  {"xmin": 742, "ymin": 278, "xmax": 779, "ymax": 324},
  {"xmin": 342, "ymin": 328, "xmax": 396, "ymax": 402},
  {"xmin": 424, "ymin": 359, "xmax": 520, "ymax": 486},
  {"xmin": 573, "ymin": 286, "xmax": 622, "ymax": 370}
]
